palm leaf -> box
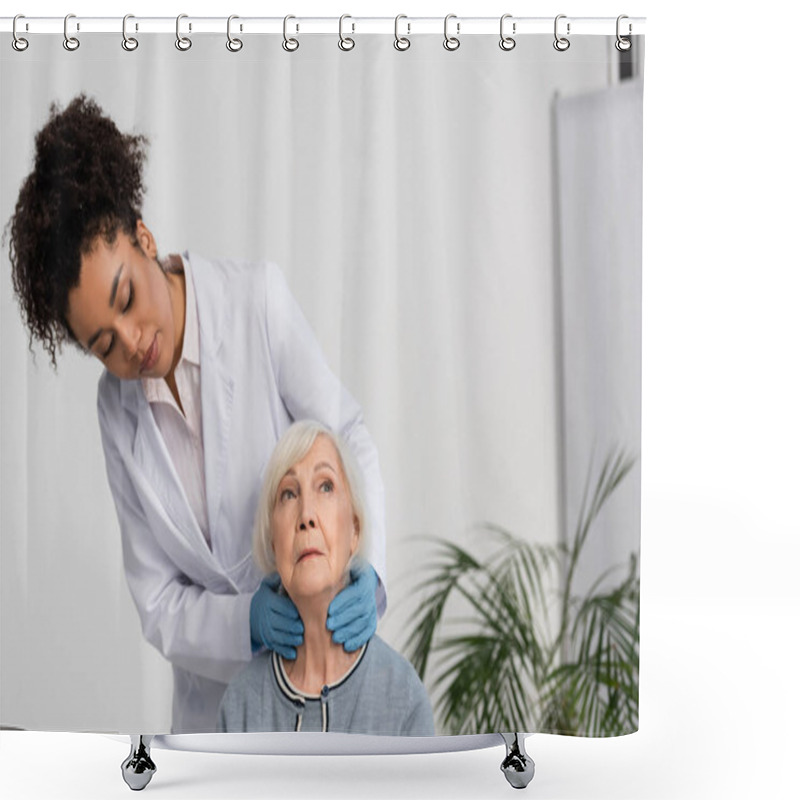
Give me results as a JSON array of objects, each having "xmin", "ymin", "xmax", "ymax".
[
  {"xmin": 402, "ymin": 447, "xmax": 639, "ymax": 738},
  {"xmin": 545, "ymin": 555, "xmax": 640, "ymax": 735},
  {"xmin": 434, "ymin": 632, "xmax": 535, "ymax": 733},
  {"xmin": 559, "ymin": 449, "xmax": 637, "ymax": 644},
  {"xmin": 403, "ymin": 540, "xmax": 484, "ymax": 679}
]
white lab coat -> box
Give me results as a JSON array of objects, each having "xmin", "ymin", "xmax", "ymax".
[{"xmin": 97, "ymin": 253, "xmax": 387, "ymax": 733}]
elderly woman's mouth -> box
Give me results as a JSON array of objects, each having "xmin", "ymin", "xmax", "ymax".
[{"xmin": 297, "ymin": 549, "xmax": 323, "ymax": 563}]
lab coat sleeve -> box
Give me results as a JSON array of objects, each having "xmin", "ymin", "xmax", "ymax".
[
  {"xmin": 97, "ymin": 389, "xmax": 253, "ymax": 684},
  {"xmin": 263, "ymin": 262, "xmax": 388, "ymax": 613}
]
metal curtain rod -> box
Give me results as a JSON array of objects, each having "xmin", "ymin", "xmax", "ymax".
[{"xmin": 1, "ymin": 15, "xmax": 646, "ymax": 36}]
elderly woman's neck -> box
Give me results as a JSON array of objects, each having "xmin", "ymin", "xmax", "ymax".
[{"xmin": 283, "ymin": 595, "xmax": 359, "ymax": 695}]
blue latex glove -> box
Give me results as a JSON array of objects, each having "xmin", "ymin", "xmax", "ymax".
[
  {"xmin": 250, "ymin": 574, "xmax": 304, "ymax": 659},
  {"xmin": 327, "ymin": 561, "xmax": 378, "ymax": 652}
]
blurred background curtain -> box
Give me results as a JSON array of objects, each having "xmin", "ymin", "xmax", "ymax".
[{"xmin": 1, "ymin": 30, "xmax": 642, "ymax": 733}]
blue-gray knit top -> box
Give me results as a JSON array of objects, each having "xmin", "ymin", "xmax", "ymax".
[{"xmin": 217, "ymin": 635, "xmax": 435, "ymax": 736}]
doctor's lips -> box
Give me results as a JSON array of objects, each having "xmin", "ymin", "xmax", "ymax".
[
  {"xmin": 140, "ymin": 336, "xmax": 159, "ymax": 374},
  {"xmin": 297, "ymin": 548, "xmax": 323, "ymax": 563}
]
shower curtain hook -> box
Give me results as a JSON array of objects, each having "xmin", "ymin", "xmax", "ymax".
[
  {"xmin": 226, "ymin": 15, "xmax": 243, "ymax": 52},
  {"xmin": 63, "ymin": 14, "xmax": 80, "ymax": 51},
  {"xmin": 499, "ymin": 14, "xmax": 516, "ymax": 51},
  {"xmin": 338, "ymin": 14, "xmax": 355, "ymax": 51},
  {"xmin": 122, "ymin": 15, "xmax": 139, "ymax": 51},
  {"xmin": 443, "ymin": 14, "xmax": 460, "ymax": 51},
  {"xmin": 553, "ymin": 14, "xmax": 570, "ymax": 52},
  {"xmin": 282, "ymin": 15, "xmax": 299, "ymax": 52},
  {"xmin": 394, "ymin": 15, "xmax": 410, "ymax": 51},
  {"xmin": 12, "ymin": 15, "xmax": 29, "ymax": 52},
  {"xmin": 175, "ymin": 14, "xmax": 192, "ymax": 51},
  {"xmin": 615, "ymin": 15, "xmax": 632, "ymax": 52}
]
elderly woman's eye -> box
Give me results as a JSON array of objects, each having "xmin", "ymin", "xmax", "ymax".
[
  {"xmin": 279, "ymin": 487, "xmax": 296, "ymax": 502},
  {"xmin": 320, "ymin": 479, "xmax": 334, "ymax": 493}
]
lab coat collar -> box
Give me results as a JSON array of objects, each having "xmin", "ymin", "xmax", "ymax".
[
  {"xmin": 121, "ymin": 379, "xmax": 217, "ymax": 569},
  {"xmin": 117, "ymin": 251, "xmax": 236, "ymax": 573},
  {"xmin": 184, "ymin": 251, "xmax": 226, "ymax": 357},
  {"xmin": 186, "ymin": 251, "xmax": 235, "ymax": 540}
]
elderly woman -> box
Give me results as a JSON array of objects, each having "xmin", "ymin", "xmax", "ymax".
[{"xmin": 218, "ymin": 421, "xmax": 434, "ymax": 735}]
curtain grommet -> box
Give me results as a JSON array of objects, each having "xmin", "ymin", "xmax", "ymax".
[
  {"xmin": 615, "ymin": 15, "xmax": 632, "ymax": 52},
  {"xmin": 63, "ymin": 13, "xmax": 80, "ymax": 51},
  {"xmin": 175, "ymin": 14, "xmax": 192, "ymax": 51},
  {"xmin": 553, "ymin": 14, "xmax": 570, "ymax": 52},
  {"xmin": 122, "ymin": 14, "xmax": 138, "ymax": 51},
  {"xmin": 443, "ymin": 14, "xmax": 460, "ymax": 51},
  {"xmin": 338, "ymin": 14, "xmax": 355, "ymax": 51},
  {"xmin": 394, "ymin": 15, "xmax": 410, "ymax": 51},
  {"xmin": 12, "ymin": 14, "xmax": 29, "ymax": 51},
  {"xmin": 282, "ymin": 15, "xmax": 299, "ymax": 52},
  {"xmin": 499, "ymin": 14, "xmax": 516, "ymax": 51},
  {"xmin": 226, "ymin": 15, "xmax": 243, "ymax": 52}
]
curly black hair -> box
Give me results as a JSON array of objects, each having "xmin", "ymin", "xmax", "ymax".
[{"xmin": 5, "ymin": 94, "xmax": 149, "ymax": 367}]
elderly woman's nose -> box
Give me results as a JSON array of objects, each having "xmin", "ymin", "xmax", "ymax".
[{"xmin": 298, "ymin": 494, "xmax": 318, "ymax": 529}]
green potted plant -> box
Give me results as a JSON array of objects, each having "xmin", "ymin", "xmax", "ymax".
[{"xmin": 404, "ymin": 449, "xmax": 639, "ymax": 736}]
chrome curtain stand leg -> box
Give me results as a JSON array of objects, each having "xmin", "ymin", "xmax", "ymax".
[
  {"xmin": 499, "ymin": 732, "xmax": 535, "ymax": 789},
  {"xmin": 121, "ymin": 735, "xmax": 156, "ymax": 791}
]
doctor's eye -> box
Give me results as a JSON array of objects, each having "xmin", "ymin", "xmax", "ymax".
[{"xmin": 123, "ymin": 282, "xmax": 135, "ymax": 312}]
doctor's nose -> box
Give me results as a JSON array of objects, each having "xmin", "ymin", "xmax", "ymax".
[{"xmin": 117, "ymin": 321, "xmax": 141, "ymax": 359}]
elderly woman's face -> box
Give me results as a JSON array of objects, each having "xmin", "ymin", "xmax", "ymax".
[{"xmin": 271, "ymin": 435, "xmax": 359, "ymax": 601}]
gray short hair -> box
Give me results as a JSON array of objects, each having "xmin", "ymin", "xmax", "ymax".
[{"xmin": 252, "ymin": 420, "xmax": 368, "ymax": 576}]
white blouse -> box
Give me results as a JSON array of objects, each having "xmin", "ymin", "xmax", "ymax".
[{"xmin": 141, "ymin": 256, "xmax": 210, "ymax": 547}]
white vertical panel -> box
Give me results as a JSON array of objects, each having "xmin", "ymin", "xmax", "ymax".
[{"xmin": 554, "ymin": 77, "xmax": 643, "ymax": 596}]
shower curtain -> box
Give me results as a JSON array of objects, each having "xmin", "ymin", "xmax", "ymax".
[{"xmin": 1, "ymin": 21, "xmax": 643, "ymax": 738}]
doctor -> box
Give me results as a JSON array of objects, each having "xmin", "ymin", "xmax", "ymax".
[{"xmin": 6, "ymin": 95, "xmax": 386, "ymax": 733}]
